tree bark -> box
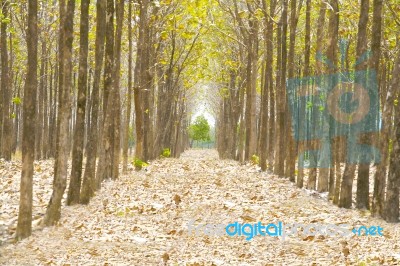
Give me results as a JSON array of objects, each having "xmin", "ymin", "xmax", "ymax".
[
  {"xmin": 16, "ymin": 0, "xmax": 38, "ymax": 240},
  {"xmin": 123, "ymin": 0, "xmax": 133, "ymax": 173},
  {"xmin": 1, "ymin": 0, "xmax": 11, "ymax": 160},
  {"xmin": 355, "ymin": 0, "xmax": 370, "ymax": 210},
  {"xmin": 111, "ymin": 0, "xmax": 125, "ymax": 179},
  {"xmin": 43, "ymin": 0, "xmax": 75, "ymax": 226},
  {"xmin": 274, "ymin": 0, "xmax": 287, "ymax": 177},
  {"xmin": 67, "ymin": 0, "xmax": 90, "ymax": 205},
  {"xmin": 80, "ymin": 0, "xmax": 106, "ymax": 204},
  {"xmin": 384, "ymin": 48, "xmax": 400, "ymax": 222},
  {"xmin": 371, "ymin": 0, "xmax": 385, "ymax": 217},
  {"xmin": 96, "ymin": 0, "xmax": 115, "ymax": 184}
]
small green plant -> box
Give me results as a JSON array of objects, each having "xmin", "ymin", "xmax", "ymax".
[
  {"xmin": 133, "ymin": 158, "xmax": 148, "ymax": 170},
  {"xmin": 161, "ymin": 148, "xmax": 171, "ymax": 158},
  {"xmin": 250, "ymin": 154, "xmax": 259, "ymax": 165}
]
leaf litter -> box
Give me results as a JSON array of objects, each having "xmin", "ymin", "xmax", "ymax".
[{"xmin": 0, "ymin": 150, "xmax": 399, "ymax": 265}]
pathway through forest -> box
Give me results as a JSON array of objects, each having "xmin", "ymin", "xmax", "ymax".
[{"xmin": 1, "ymin": 150, "xmax": 399, "ymax": 265}]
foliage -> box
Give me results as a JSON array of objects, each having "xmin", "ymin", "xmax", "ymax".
[
  {"xmin": 161, "ymin": 148, "xmax": 171, "ymax": 158},
  {"xmin": 133, "ymin": 158, "xmax": 148, "ymax": 171},
  {"xmin": 189, "ymin": 115, "xmax": 211, "ymax": 142},
  {"xmin": 250, "ymin": 154, "xmax": 259, "ymax": 165}
]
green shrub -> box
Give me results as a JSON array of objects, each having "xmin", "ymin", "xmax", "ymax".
[
  {"xmin": 161, "ymin": 148, "xmax": 171, "ymax": 158},
  {"xmin": 250, "ymin": 154, "xmax": 259, "ymax": 165},
  {"xmin": 133, "ymin": 158, "xmax": 148, "ymax": 170}
]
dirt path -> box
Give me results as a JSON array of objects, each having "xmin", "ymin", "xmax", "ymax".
[{"xmin": 1, "ymin": 150, "xmax": 399, "ymax": 265}]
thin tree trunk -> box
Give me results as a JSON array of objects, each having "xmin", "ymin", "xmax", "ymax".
[
  {"xmin": 80, "ymin": 0, "xmax": 106, "ymax": 204},
  {"xmin": 286, "ymin": 0, "xmax": 301, "ymax": 181},
  {"xmin": 371, "ymin": 0, "xmax": 385, "ymax": 217},
  {"xmin": 43, "ymin": 0, "xmax": 75, "ymax": 226},
  {"xmin": 111, "ymin": 0, "xmax": 124, "ymax": 179},
  {"xmin": 96, "ymin": 0, "xmax": 115, "ymax": 184},
  {"xmin": 16, "ymin": 0, "xmax": 38, "ymax": 240},
  {"xmin": 123, "ymin": 0, "xmax": 133, "ymax": 173},
  {"xmin": 35, "ymin": 41, "xmax": 45, "ymax": 160},
  {"xmin": 67, "ymin": 0, "xmax": 90, "ymax": 205},
  {"xmin": 297, "ymin": 0, "xmax": 311, "ymax": 188},
  {"xmin": 274, "ymin": 0, "xmax": 287, "ymax": 177},
  {"xmin": 384, "ymin": 48, "xmax": 400, "ymax": 222},
  {"xmin": 1, "ymin": 0, "xmax": 11, "ymax": 160},
  {"xmin": 355, "ymin": 0, "xmax": 370, "ymax": 210}
]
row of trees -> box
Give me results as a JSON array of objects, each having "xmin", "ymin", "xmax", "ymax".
[
  {"xmin": 213, "ymin": 0, "xmax": 400, "ymax": 222},
  {"xmin": 8, "ymin": 0, "xmax": 211, "ymax": 240},
  {"xmin": 3, "ymin": 0, "xmax": 399, "ymax": 241}
]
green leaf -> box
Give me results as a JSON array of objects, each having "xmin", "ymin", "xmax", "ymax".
[{"xmin": 12, "ymin": 97, "xmax": 21, "ymax": 105}]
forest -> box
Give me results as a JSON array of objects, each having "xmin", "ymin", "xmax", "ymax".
[{"xmin": 0, "ymin": 0, "xmax": 400, "ymax": 264}]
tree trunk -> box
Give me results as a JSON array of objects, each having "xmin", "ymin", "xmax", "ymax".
[
  {"xmin": 1, "ymin": 0, "xmax": 11, "ymax": 161},
  {"xmin": 123, "ymin": 0, "xmax": 133, "ymax": 173},
  {"xmin": 355, "ymin": 0, "xmax": 370, "ymax": 210},
  {"xmin": 297, "ymin": 0, "xmax": 311, "ymax": 188},
  {"xmin": 321, "ymin": 0, "xmax": 338, "ymax": 193},
  {"xmin": 35, "ymin": 41, "xmax": 45, "ymax": 160},
  {"xmin": 286, "ymin": 0, "xmax": 301, "ymax": 181},
  {"xmin": 67, "ymin": 0, "xmax": 90, "ymax": 205},
  {"xmin": 16, "ymin": 0, "xmax": 38, "ymax": 240},
  {"xmin": 43, "ymin": 0, "xmax": 75, "ymax": 226},
  {"xmin": 274, "ymin": 0, "xmax": 287, "ymax": 177},
  {"xmin": 371, "ymin": 0, "xmax": 385, "ymax": 217},
  {"xmin": 384, "ymin": 48, "xmax": 400, "ymax": 222},
  {"xmin": 111, "ymin": 0, "xmax": 125, "ymax": 179},
  {"xmin": 134, "ymin": 0, "xmax": 150, "ymax": 161},
  {"xmin": 80, "ymin": 0, "xmax": 106, "ymax": 204}
]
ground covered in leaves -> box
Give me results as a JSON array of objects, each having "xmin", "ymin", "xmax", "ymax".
[{"xmin": 1, "ymin": 149, "xmax": 400, "ymax": 265}]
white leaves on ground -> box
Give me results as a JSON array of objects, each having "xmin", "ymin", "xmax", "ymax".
[{"xmin": 0, "ymin": 150, "xmax": 399, "ymax": 265}]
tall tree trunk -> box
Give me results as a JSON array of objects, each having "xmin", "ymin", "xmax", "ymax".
[
  {"xmin": 35, "ymin": 41, "xmax": 45, "ymax": 160},
  {"xmin": 321, "ymin": 0, "xmax": 338, "ymax": 194},
  {"xmin": 123, "ymin": 0, "xmax": 133, "ymax": 173},
  {"xmin": 384, "ymin": 48, "xmax": 400, "ymax": 222},
  {"xmin": 371, "ymin": 0, "xmax": 385, "ymax": 217},
  {"xmin": 1, "ymin": 0, "xmax": 11, "ymax": 160},
  {"xmin": 274, "ymin": 0, "xmax": 287, "ymax": 176},
  {"xmin": 307, "ymin": 0, "xmax": 326, "ymax": 190},
  {"xmin": 259, "ymin": 0, "xmax": 271, "ymax": 171},
  {"xmin": 286, "ymin": 0, "xmax": 301, "ymax": 181},
  {"xmin": 111, "ymin": 0, "xmax": 125, "ymax": 179},
  {"xmin": 297, "ymin": 0, "xmax": 311, "ymax": 188},
  {"xmin": 134, "ymin": 0, "xmax": 150, "ymax": 161},
  {"xmin": 43, "ymin": 0, "xmax": 75, "ymax": 226},
  {"xmin": 67, "ymin": 0, "xmax": 90, "ymax": 205},
  {"xmin": 96, "ymin": 0, "xmax": 115, "ymax": 184},
  {"xmin": 80, "ymin": 0, "xmax": 106, "ymax": 204},
  {"xmin": 244, "ymin": 12, "xmax": 258, "ymax": 161},
  {"xmin": 267, "ymin": 0, "xmax": 276, "ymax": 170},
  {"xmin": 355, "ymin": 0, "xmax": 370, "ymax": 210},
  {"xmin": 16, "ymin": 0, "xmax": 38, "ymax": 240}
]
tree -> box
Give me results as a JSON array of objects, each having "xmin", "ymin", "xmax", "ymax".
[
  {"xmin": 43, "ymin": 0, "xmax": 75, "ymax": 226},
  {"xmin": 189, "ymin": 115, "xmax": 211, "ymax": 145},
  {"xmin": 385, "ymin": 47, "xmax": 400, "ymax": 222},
  {"xmin": 111, "ymin": 0, "xmax": 124, "ymax": 180},
  {"xmin": 355, "ymin": 0, "xmax": 371, "ymax": 210},
  {"xmin": 1, "ymin": 0, "xmax": 11, "ymax": 161},
  {"xmin": 67, "ymin": 0, "xmax": 90, "ymax": 206},
  {"xmin": 123, "ymin": 0, "xmax": 133, "ymax": 173},
  {"xmin": 96, "ymin": 0, "xmax": 115, "ymax": 183},
  {"xmin": 16, "ymin": 0, "xmax": 38, "ymax": 240},
  {"xmin": 80, "ymin": 0, "xmax": 106, "ymax": 204},
  {"xmin": 371, "ymin": 0, "xmax": 385, "ymax": 217}
]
